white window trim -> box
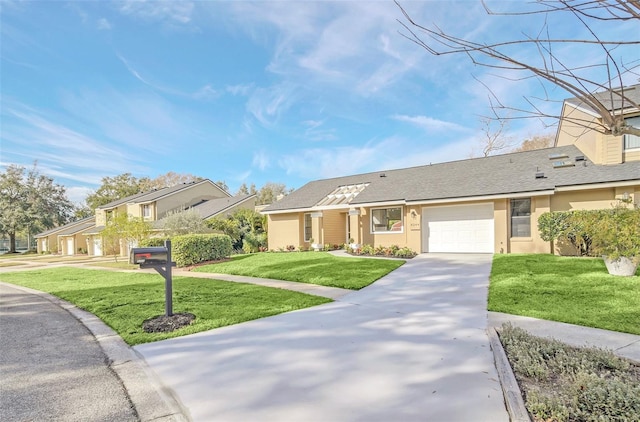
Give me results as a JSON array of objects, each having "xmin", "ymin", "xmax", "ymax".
[
  {"xmin": 370, "ymin": 206, "xmax": 404, "ymax": 234},
  {"xmin": 510, "ymin": 198, "xmax": 531, "ymax": 238},
  {"xmin": 142, "ymin": 204, "xmax": 151, "ymax": 219},
  {"xmin": 303, "ymin": 213, "xmax": 312, "ymax": 242}
]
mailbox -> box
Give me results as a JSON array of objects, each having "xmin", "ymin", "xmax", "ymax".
[{"xmin": 130, "ymin": 247, "xmax": 168, "ymax": 266}]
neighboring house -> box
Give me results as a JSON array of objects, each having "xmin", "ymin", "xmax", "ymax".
[
  {"xmin": 35, "ymin": 216, "xmax": 95, "ymax": 255},
  {"xmin": 190, "ymin": 194, "xmax": 256, "ymax": 219},
  {"xmin": 262, "ymin": 88, "xmax": 640, "ymax": 255},
  {"xmin": 555, "ymin": 84, "xmax": 640, "ymax": 164},
  {"xmin": 35, "ymin": 179, "xmax": 255, "ymax": 257}
]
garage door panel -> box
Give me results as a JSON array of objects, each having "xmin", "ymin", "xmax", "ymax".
[{"xmin": 422, "ymin": 204, "xmax": 494, "ymax": 253}]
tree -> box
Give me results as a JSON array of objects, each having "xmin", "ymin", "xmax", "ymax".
[
  {"xmin": 161, "ymin": 208, "xmax": 211, "ymax": 236},
  {"xmin": 144, "ymin": 171, "xmax": 203, "ymax": 190},
  {"xmin": 214, "ymin": 180, "xmax": 229, "ymax": 193},
  {"xmin": 86, "ymin": 173, "xmax": 147, "ymax": 210},
  {"xmin": 514, "ymin": 134, "xmax": 554, "ymax": 152},
  {"xmin": 0, "ymin": 164, "xmax": 73, "ymax": 253},
  {"xmin": 472, "ymin": 118, "xmax": 514, "ymax": 157},
  {"xmin": 235, "ymin": 183, "xmax": 257, "ymax": 197},
  {"xmin": 100, "ymin": 213, "xmax": 151, "ymax": 260},
  {"xmin": 257, "ymin": 182, "xmax": 293, "ymax": 205},
  {"xmin": 207, "ymin": 208, "xmax": 266, "ymax": 251},
  {"xmin": 397, "ymin": 0, "xmax": 640, "ymax": 137}
]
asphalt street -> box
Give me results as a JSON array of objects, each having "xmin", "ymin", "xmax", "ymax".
[{"xmin": 0, "ymin": 283, "xmax": 138, "ymax": 422}]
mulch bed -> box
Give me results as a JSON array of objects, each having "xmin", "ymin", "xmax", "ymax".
[{"xmin": 142, "ymin": 313, "xmax": 196, "ymax": 333}]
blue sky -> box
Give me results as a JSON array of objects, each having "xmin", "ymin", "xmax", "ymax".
[{"xmin": 1, "ymin": 1, "xmax": 637, "ymax": 204}]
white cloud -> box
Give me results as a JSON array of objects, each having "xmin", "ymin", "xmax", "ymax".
[
  {"xmin": 252, "ymin": 150, "xmax": 270, "ymax": 171},
  {"xmin": 226, "ymin": 84, "xmax": 253, "ymax": 96},
  {"xmin": 97, "ymin": 18, "xmax": 111, "ymax": 30},
  {"xmin": 301, "ymin": 119, "xmax": 337, "ymax": 142},
  {"xmin": 246, "ymin": 83, "xmax": 296, "ymax": 127},
  {"xmin": 392, "ymin": 115, "xmax": 470, "ymax": 133},
  {"xmin": 118, "ymin": 0, "xmax": 194, "ymax": 25}
]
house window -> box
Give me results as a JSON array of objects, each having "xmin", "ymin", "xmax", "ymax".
[
  {"xmin": 304, "ymin": 213, "xmax": 312, "ymax": 242},
  {"xmin": 142, "ymin": 204, "xmax": 151, "ymax": 219},
  {"xmin": 371, "ymin": 207, "xmax": 403, "ymax": 233},
  {"xmin": 511, "ymin": 198, "xmax": 531, "ymax": 237},
  {"xmin": 105, "ymin": 210, "xmax": 114, "ymax": 222},
  {"xmin": 624, "ymin": 117, "xmax": 640, "ymax": 150}
]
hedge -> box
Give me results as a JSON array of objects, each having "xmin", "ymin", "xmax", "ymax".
[{"xmin": 141, "ymin": 234, "xmax": 232, "ymax": 267}]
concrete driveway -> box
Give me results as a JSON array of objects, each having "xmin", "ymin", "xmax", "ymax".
[{"xmin": 135, "ymin": 254, "xmax": 509, "ymax": 422}]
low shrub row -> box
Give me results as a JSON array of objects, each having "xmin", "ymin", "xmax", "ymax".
[
  {"xmin": 350, "ymin": 244, "xmax": 417, "ymax": 259},
  {"xmin": 141, "ymin": 234, "xmax": 233, "ymax": 267}
]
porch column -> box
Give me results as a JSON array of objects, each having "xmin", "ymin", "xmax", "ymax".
[
  {"xmin": 348, "ymin": 209, "xmax": 361, "ymax": 244},
  {"xmin": 311, "ymin": 212, "xmax": 323, "ymax": 245}
]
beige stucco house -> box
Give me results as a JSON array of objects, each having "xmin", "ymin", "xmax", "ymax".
[
  {"xmin": 35, "ymin": 216, "xmax": 95, "ymax": 255},
  {"xmin": 262, "ymin": 87, "xmax": 640, "ymax": 255},
  {"xmin": 36, "ymin": 179, "xmax": 256, "ymax": 256}
]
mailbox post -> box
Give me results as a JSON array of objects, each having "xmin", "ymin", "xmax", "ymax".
[{"xmin": 130, "ymin": 240, "xmax": 176, "ymax": 317}]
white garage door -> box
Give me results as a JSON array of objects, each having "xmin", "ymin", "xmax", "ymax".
[{"xmin": 422, "ymin": 203, "xmax": 494, "ymax": 253}]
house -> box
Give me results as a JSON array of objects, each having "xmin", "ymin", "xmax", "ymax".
[
  {"xmin": 34, "ymin": 216, "xmax": 95, "ymax": 255},
  {"xmin": 262, "ymin": 87, "xmax": 640, "ymax": 255},
  {"xmin": 36, "ymin": 179, "xmax": 255, "ymax": 256}
]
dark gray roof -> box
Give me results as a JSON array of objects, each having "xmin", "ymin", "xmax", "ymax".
[
  {"xmin": 263, "ymin": 145, "xmax": 640, "ymax": 213},
  {"xmin": 191, "ymin": 195, "xmax": 255, "ymax": 219},
  {"xmin": 97, "ymin": 180, "xmax": 229, "ymax": 209},
  {"xmin": 34, "ymin": 216, "xmax": 95, "ymax": 238},
  {"xmin": 57, "ymin": 219, "xmax": 97, "ymax": 237},
  {"xmin": 565, "ymin": 84, "xmax": 640, "ymax": 114}
]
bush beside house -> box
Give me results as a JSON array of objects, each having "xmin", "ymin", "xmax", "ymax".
[
  {"xmin": 538, "ymin": 204, "xmax": 640, "ymax": 275},
  {"xmin": 144, "ymin": 234, "xmax": 233, "ymax": 267}
]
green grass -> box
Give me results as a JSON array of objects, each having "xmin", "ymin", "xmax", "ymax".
[
  {"xmin": 194, "ymin": 251, "xmax": 404, "ymax": 289},
  {"xmin": 489, "ymin": 254, "xmax": 640, "ymax": 335},
  {"xmin": 88, "ymin": 261, "xmax": 139, "ymax": 270},
  {"xmin": 0, "ymin": 267, "xmax": 331, "ymax": 345}
]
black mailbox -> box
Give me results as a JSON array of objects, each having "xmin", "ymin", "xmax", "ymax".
[{"xmin": 130, "ymin": 247, "xmax": 168, "ymax": 265}]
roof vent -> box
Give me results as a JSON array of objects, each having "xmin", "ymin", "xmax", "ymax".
[
  {"xmin": 380, "ymin": 173, "xmax": 386, "ymax": 178},
  {"xmin": 575, "ymin": 155, "xmax": 585, "ymax": 162},
  {"xmin": 535, "ymin": 172, "xmax": 545, "ymax": 179}
]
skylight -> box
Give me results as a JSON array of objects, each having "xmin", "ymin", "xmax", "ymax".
[{"xmin": 315, "ymin": 183, "xmax": 370, "ymax": 207}]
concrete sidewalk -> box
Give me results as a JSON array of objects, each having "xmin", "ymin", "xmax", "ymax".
[{"xmin": 135, "ymin": 253, "xmax": 510, "ymax": 422}]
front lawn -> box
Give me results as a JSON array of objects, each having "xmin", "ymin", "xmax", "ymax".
[
  {"xmin": 193, "ymin": 251, "xmax": 404, "ymax": 289},
  {"xmin": 489, "ymin": 254, "xmax": 640, "ymax": 335},
  {"xmin": 0, "ymin": 268, "xmax": 331, "ymax": 345}
]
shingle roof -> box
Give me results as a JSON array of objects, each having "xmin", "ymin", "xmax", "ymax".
[
  {"xmin": 97, "ymin": 180, "xmax": 229, "ymax": 209},
  {"xmin": 262, "ymin": 145, "xmax": 640, "ymax": 213},
  {"xmin": 57, "ymin": 219, "xmax": 97, "ymax": 237},
  {"xmin": 565, "ymin": 84, "xmax": 640, "ymax": 114},
  {"xmin": 190, "ymin": 195, "xmax": 255, "ymax": 219},
  {"xmin": 34, "ymin": 216, "xmax": 95, "ymax": 238}
]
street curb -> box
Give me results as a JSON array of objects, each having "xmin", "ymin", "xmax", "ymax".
[
  {"xmin": 0, "ymin": 282, "xmax": 191, "ymax": 422},
  {"xmin": 488, "ymin": 327, "xmax": 531, "ymax": 422}
]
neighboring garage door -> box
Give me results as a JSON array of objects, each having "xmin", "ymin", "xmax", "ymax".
[{"xmin": 422, "ymin": 203, "xmax": 494, "ymax": 253}]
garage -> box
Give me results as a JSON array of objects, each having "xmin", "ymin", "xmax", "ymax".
[{"xmin": 422, "ymin": 203, "xmax": 494, "ymax": 253}]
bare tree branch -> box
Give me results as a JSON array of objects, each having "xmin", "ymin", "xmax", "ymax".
[{"xmin": 396, "ymin": 0, "xmax": 640, "ymax": 137}]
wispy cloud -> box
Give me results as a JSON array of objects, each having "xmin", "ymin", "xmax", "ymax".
[
  {"xmin": 301, "ymin": 119, "xmax": 337, "ymax": 142},
  {"xmin": 97, "ymin": 18, "xmax": 111, "ymax": 30},
  {"xmin": 118, "ymin": 0, "xmax": 194, "ymax": 25},
  {"xmin": 392, "ymin": 115, "xmax": 470, "ymax": 133},
  {"xmin": 226, "ymin": 84, "xmax": 253, "ymax": 96},
  {"xmin": 246, "ymin": 83, "xmax": 296, "ymax": 127},
  {"xmin": 252, "ymin": 150, "xmax": 270, "ymax": 171}
]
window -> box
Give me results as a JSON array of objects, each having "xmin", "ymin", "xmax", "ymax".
[
  {"xmin": 105, "ymin": 210, "xmax": 113, "ymax": 222},
  {"xmin": 142, "ymin": 204, "xmax": 151, "ymax": 219},
  {"xmin": 624, "ymin": 116, "xmax": 640, "ymax": 150},
  {"xmin": 511, "ymin": 198, "xmax": 531, "ymax": 237},
  {"xmin": 304, "ymin": 213, "xmax": 312, "ymax": 242},
  {"xmin": 371, "ymin": 207, "xmax": 403, "ymax": 233}
]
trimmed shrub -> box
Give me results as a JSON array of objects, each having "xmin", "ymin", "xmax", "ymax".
[
  {"xmin": 172, "ymin": 233, "xmax": 233, "ymax": 267},
  {"xmin": 140, "ymin": 238, "xmax": 167, "ymax": 247}
]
